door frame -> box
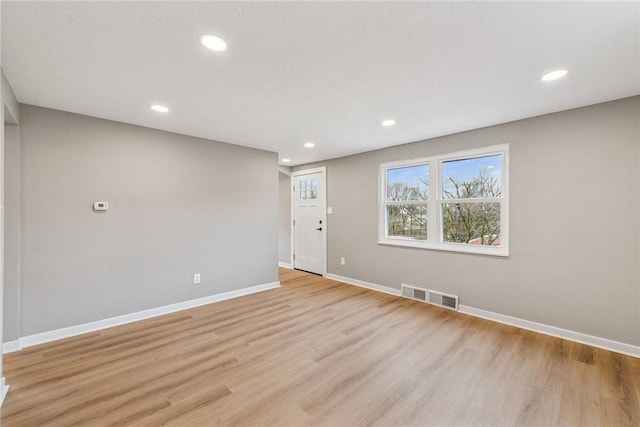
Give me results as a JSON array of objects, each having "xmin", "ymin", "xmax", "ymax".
[{"xmin": 291, "ymin": 166, "xmax": 327, "ymax": 276}]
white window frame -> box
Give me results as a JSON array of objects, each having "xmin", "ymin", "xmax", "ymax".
[{"xmin": 378, "ymin": 144, "xmax": 509, "ymax": 257}]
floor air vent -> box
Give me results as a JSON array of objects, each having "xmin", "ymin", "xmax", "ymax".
[
  {"xmin": 401, "ymin": 284, "xmax": 427, "ymax": 302},
  {"xmin": 401, "ymin": 285, "xmax": 459, "ymax": 310},
  {"xmin": 427, "ymin": 290, "xmax": 459, "ymax": 310}
]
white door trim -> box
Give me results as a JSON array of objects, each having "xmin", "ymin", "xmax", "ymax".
[{"xmin": 291, "ymin": 167, "xmax": 327, "ymax": 275}]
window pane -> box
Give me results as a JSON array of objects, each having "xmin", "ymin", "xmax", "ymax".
[
  {"xmin": 442, "ymin": 155, "xmax": 502, "ymax": 199},
  {"xmin": 299, "ymin": 180, "xmax": 307, "ymax": 200},
  {"xmin": 309, "ymin": 179, "xmax": 318, "ymax": 199},
  {"xmin": 441, "ymin": 202, "xmax": 500, "ymax": 246},
  {"xmin": 387, "ymin": 164, "xmax": 429, "ymax": 201},
  {"xmin": 386, "ymin": 204, "xmax": 428, "ymax": 240}
]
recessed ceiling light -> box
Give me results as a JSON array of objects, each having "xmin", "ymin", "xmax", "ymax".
[
  {"xmin": 382, "ymin": 119, "xmax": 396, "ymax": 126},
  {"xmin": 150, "ymin": 104, "xmax": 169, "ymax": 113},
  {"xmin": 199, "ymin": 34, "xmax": 227, "ymax": 52},
  {"xmin": 541, "ymin": 69, "xmax": 568, "ymax": 82},
  {"xmin": 304, "ymin": 142, "xmax": 315, "ymax": 148},
  {"xmin": 281, "ymin": 158, "xmax": 291, "ymax": 163}
]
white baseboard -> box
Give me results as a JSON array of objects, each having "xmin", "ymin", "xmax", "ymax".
[
  {"xmin": 14, "ymin": 281, "xmax": 280, "ymax": 351},
  {"xmin": 2, "ymin": 340, "xmax": 22, "ymax": 354},
  {"xmin": 278, "ymin": 262, "xmax": 292, "ymax": 269},
  {"xmin": 458, "ymin": 305, "xmax": 640, "ymax": 359},
  {"xmin": 324, "ymin": 273, "xmax": 401, "ymax": 297},
  {"xmin": 327, "ymin": 273, "xmax": 640, "ymax": 359},
  {"xmin": 0, "ymin": 377, "xmax": 8, "ymax": 406}
]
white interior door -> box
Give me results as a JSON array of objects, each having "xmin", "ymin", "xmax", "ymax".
[{"xmin": 293, "ymin": 168, "xmax": 326, "ymax": 275}]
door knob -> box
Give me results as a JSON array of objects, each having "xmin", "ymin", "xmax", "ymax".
[{"xmin": 316, "ymin": 227, "xmax": 323, "ymax": 231}]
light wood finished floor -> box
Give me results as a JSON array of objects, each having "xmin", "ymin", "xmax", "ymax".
[{"xmin": 2, "ymin": 268, "xmax": 639, "ymax": 426}]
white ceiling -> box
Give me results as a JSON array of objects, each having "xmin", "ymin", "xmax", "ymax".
[{"xmin": 2, "ymin": 2, "xmax": 639, "ymax": 166}]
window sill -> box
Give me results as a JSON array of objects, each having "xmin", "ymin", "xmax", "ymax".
[{"xmin": 377, "ymin": 239, "xmax": 509, "ymax": 257}]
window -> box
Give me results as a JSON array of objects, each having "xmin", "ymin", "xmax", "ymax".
[
  {"xmin": 379, "ymin": 144, "xmax": 509, "ymax": 256},
  {"xmin": 299, "ymin": 178, "xmax": 318, "ymax": 200},
  {"xmin": 386, "ymin": 164, "xmax": 429, "ymax": 240}
]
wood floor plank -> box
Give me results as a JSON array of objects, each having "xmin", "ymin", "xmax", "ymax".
[{"xmin": 2, "ymin": 268, "xmax": 639, "ymax": 426}]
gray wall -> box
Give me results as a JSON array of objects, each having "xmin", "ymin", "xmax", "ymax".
[
  {"xmin": 3, "ymin": 123, "xmax": 20, "ymax": 341},
  {"xmin": 2, "ymin": 70, "xmax": 19, "ymax": 125},
  {"xmin": 19, "ymin": 105, "xmax": 278, "ymax": 335},
  {"xmin": 278, "ymin": 170, "xmax": 291, "ymax": 265},
  {"xmin": 295, "ymin": 96, "xmax": 640, "ymax": 346}
]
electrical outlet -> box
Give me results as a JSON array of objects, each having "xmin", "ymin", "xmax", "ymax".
[
  {"xmin": 340, "ymin": 257, "xmax": 346, "ymax": 266},
  {"xmin": 193, "ymin": 273, "xmax": 201, "ymax": 284}
]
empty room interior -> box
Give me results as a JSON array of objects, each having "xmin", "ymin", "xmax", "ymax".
[{"xmin": 1, "ymin": 1, "xmax": 639, "ymax": 426}]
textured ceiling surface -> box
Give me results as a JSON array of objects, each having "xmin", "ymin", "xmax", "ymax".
[{"xmin": 2, "ymin": 2, "xmax": 639, "ymax": 165}]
